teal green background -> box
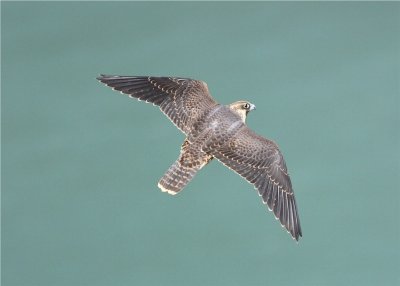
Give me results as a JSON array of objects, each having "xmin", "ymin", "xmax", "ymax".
[{"xmin": 2, "ymin": 2, "xmax": 399, "ymax": 286}]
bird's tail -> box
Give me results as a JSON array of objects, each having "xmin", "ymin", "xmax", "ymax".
[{"xmin": 157, "ymin": 160, "xmax": 198, "ymax": 195}]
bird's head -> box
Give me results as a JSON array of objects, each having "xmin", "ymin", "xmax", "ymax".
[{"xmin": 228, "ymin": 100, "xmax": 256, "ymax": 122}]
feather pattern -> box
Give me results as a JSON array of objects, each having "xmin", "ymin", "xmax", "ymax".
[
  {"xmin": 96, "ymin": 75, "xmax": 217, "ymax": 134},
  {"xmin": 97, "ymin": 74, "xmax": 302, "ymax": 241},
  {"xmin": 212, "ymin": 126, "xmax": 302, "ymax": 241}
]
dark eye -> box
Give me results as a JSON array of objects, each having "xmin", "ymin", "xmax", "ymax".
[{"xmin": 243, "ymin": 103, "xmax": 250, "ymax": 109}]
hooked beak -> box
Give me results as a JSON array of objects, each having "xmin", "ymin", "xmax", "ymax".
[{"xmin": 250, "ymin": 104, "xmax": 256, "ymax": 111}]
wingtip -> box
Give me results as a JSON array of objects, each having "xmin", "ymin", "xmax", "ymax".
[
  {"xmin": 96, "ymin": 74, "xmax": 114, "ymax": 81},
  {"xmin": 96, "ymin": 74, "xmax": 106, "ymax": 81},
  {"xmin": 292, "ymin": 226, "xmax": 302, "ymax": 242}
]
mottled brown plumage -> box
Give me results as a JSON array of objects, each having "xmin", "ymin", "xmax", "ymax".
[{"xmin": 97, "ymin": 75, "xmax": 302, "ymax": 241}]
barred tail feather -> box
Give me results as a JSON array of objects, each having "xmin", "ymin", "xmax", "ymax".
[{"xmin": 158, "ymin": 161, "xmax": 197, "ymax": 195}]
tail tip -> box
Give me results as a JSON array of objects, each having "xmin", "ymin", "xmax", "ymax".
[{"xmin": 157, "ymin": 182, "xmax": 179, "ymax": 196}]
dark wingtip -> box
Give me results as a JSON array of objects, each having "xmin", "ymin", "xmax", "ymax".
[
  {"xmin": 96, "ymin": 74, "xmax": 114, "ymax": 81},
  {"xmin": 295, "ymin": 231, "xmax": 302, "ymax": 242}
]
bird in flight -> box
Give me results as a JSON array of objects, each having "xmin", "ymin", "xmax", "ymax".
[{"xmin": 97, "ymin": 75, "xmax": 302, "ymax": 241}]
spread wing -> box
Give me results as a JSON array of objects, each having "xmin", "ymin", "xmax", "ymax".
[
  {"xmin": 212, "ymin": 126, "xmax": 302, "ymax": 241},
  {"xmin": 97, "ymin": 75, "xmax": 218, "ymax": 134}
]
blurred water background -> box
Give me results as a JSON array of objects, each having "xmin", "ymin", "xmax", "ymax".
[{"xmin": 2, "ymin": 2, "xmax": 399, "ymax": 286}]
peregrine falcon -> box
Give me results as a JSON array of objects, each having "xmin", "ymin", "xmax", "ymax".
[{"xmin": 97, "ymin": 75, "xmax": 302, "ymax": 241}]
